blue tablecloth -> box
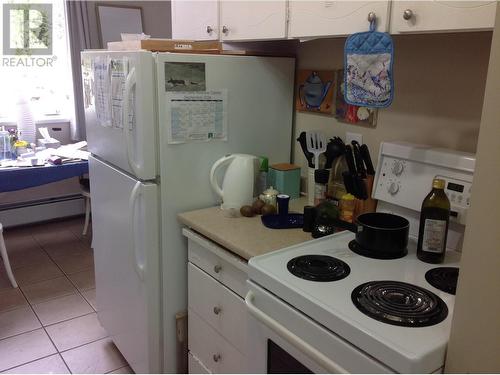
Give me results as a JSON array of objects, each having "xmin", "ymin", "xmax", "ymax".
[{"xmin": 0, "ymin": 161, "xmax": 89, "ymax": 192}]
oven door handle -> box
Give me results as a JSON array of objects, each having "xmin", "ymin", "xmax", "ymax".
[{"xmin": 245, "ymin": 291, "xmax": 348, "ymax": 374}]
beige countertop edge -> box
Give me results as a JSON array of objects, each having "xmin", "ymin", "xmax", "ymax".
[{"xmin": 178, "ymin": 199, "xmax": 312, "ymax": 261}]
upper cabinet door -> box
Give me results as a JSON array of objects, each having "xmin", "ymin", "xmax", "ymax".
[
  {"xmin": 289, "ymin": 1, "xmax": 390, "ymax": 38},
  {"xmin": 171, "ymin": 0, "xmax": 219, "ymax": 40},
  {"xmin": 391, "ymin": 1, "xmax": 497, "ymax": 33},
  {"xmin": 220, "ymin": 1, "xmax": 287, "ymax": 41}
]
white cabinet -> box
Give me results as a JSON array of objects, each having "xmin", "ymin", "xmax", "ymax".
[
  {"xmin": 171, "ymin": 0, "xmax": 219, "ymax": 40},
  {"xmin": 390, "ymin": 1, "xmax": 497, "ymax": 34},
  {"xmin": 184, "ymin": 229, "xmax": 249, "ymax": 374},
  {"xmin": 289, "ymin": 1, "xmax": 390, "ymax": 38},
  {"xmin": 219, "ymin": 1, "xmax": 287, "ymax": 41}
]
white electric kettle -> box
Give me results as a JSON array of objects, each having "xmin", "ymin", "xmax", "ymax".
[{"xmin": 210, "ymin": 154, "xmax": 260, "ymax": 211}]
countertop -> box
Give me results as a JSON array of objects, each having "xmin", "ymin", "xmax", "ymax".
[{"xmin": 178, "ymin": 198, "xmax": 313, "ymax": 261}]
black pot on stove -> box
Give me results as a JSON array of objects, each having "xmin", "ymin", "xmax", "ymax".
[{"xmin": 332, "ymin": 212, "xmax": 409, "ymax": 259}]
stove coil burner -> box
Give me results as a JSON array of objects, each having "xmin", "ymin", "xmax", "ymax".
[
  {"xmin": 351, "ymin": 281, "xmax": 448, "ymax": 327},
  {"xmin": 287, "ymin": 255, "xmax": 350, "ymax": 282},
  {"xmin": 348, "ymin": 240, "xmax": 407, "ymax": 260},
  {"xmin": 425, "ymin": 267, "xmax": 459, "ymax": 295}
]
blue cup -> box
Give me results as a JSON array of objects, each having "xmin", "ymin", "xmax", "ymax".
[{"xmin": 277, "ymin": 194, "xmax": 290, "ymax": 215}]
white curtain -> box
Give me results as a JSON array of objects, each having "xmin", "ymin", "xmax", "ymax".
[{"xmin": 65, "ymin": 1, "xmax": 94, "ymax": 141}]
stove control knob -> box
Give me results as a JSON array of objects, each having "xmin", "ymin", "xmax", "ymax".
[
  {"xmin": 392, "ymin": 161, "xmax": 404, "ymax": 176},
  {"xmin": 388, "ymin": 182, "xmax": 400, "ymax": 195}
]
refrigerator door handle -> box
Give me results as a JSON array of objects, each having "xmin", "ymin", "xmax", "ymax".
[
  {"xmin": 129, "ymin": 181, "xmax": 145, "ymax": 280},
  {"xmin": 123, "ymin": 67, "xmax": 141, "ymax": 177}
]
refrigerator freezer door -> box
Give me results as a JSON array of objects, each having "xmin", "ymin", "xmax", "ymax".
[
  {"xmin": 89, "ymin": 155, "xmax": 160, "ymax": 373},
  {"xmin": 82, "ymin": 51, "xmax": 157, "ymax": 180},
  {"xmin": 155, "ymin": 53, "xmax": 295, "ymax": 372}
]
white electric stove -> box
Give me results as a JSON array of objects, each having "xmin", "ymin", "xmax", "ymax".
[{"xmin": 245, "ymin": 142, "xmax": 475, "ymax": 374}]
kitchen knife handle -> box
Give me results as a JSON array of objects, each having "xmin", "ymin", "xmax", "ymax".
[
  {"xmin": 344, "ymin": 145, "xmax": 357, "ymax": 174},
  {"xmin": 360, "ymin": 144, "xmax": 376, "ymax": 175},
  {"xmin": 352, "ymin": 142, "xmax": 367, "ymax": 178}
]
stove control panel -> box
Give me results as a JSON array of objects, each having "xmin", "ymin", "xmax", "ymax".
[{"xmin": 374, "ymin": 142, "xmax": 475, "ymax": 226}]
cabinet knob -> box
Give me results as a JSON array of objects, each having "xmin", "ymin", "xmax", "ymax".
[
  {"xmin": 213, "ymin": 306, "xmax": 222, "ymax": 315},
  {"xmin": 403, "ymin": 9, "xmax": 413, "ymax": 20},
  {"xmin": 213, "ymin": 353, "xmax": 221, "ymax": 362},
  {"xmin": 214, "ymin": 264, "xmax": 222, "ymax": 273},
  {"xmin": 206, "ymin": 25, "xmax": 213, "ymax": 34},
  {"xmin": 367, "ymin": 12, "xmax": 376, "ymax": 23},
  {"xmin": 222, "ymin": 25, "xmax": 229, "ymax": 34}
]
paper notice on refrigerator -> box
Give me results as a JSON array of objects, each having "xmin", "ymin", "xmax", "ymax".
[
  {"xmin": 166, "ymin": 90, "xmax": 227, "ymax": 144},
  {"xmin": 110, "ymin": 58, "xmax": 128, "ymax": 129},
  {"xmin": 93, "ymin": 57, "xmax": 112, "ymax": 127}
]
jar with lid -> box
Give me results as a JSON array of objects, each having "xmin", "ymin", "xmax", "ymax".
[
  {"xmin": 314, "ymin": 169, "xmax": 329, "ymax": 206},
  {"xmin": 259, "ymin": 186, "xmax": 279, "ymax": 208}
]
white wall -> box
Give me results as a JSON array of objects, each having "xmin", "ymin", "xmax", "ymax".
[
  {"xmin": 294, "ymin": 32, "xmax": 492, "ymax": 172},
  {"xmin": 445, "ymin": 8, "xmax": 500, "ymax": 372}
]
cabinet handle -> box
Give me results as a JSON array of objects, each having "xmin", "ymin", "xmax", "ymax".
[
  {"xmin": 214, "ymin": 264, "xmax": 222, "ymax": 273},
  {"xmin": 367, "ymin": 12, "xmax": 376, "ymax": 23},
  {"xmin": 213, "ymin": 306, "xmax": 222, "ymax": 315},
  {"xmin": 213, "ymin": 353, "xmax": 221, "ymax": 362},
  {"xmin": 206, "ymin": 25, "xmax": 213, "ymax": 34},
  {"xmin": 222, "ymin": 25, "xmax": 229, "ymax": 34},
  {"xmin": 403, "ymin": 9, "xmax": 413, "ymax": 20}
]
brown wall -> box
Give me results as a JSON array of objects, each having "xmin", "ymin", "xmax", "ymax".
[
  {"xmin": 445, "ymin": 8, "xmax": 500, "ymax": 373},
  {"xmin": 294, "ymin": 32, "xmax": 492, "ymax": 171}
]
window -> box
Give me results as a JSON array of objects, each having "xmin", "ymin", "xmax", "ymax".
[{"xmin": 0, "ymin": 0, "xmax": 73, "ymax": 122}]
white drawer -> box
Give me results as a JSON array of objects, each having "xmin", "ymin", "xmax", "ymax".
[
  {"xmin": 188, "ymin": 263, "xmax": 247, "ymax": 354},
  {"xmin": 188, "ymin": 309, "xmax": 246, "ymax": 374},
  {"xmin": 188, "ymin": 352, "xmax": 211, "ymax": 374},
  {"xmin": 185, "ymin": 229, "xmax": 248, "ymax": 298}
]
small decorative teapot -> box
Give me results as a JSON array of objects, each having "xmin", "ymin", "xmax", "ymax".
[{"xmin": 299, "ymin": 72, "xmax": 332, "ymax": 110}]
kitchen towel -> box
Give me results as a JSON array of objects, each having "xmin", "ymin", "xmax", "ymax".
[{"xmin": 344, "ymin": 19, "xmax": 394, "ymax": 108}]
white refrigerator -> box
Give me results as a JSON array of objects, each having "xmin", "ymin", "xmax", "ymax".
[{"xmin": 81, "ymin": 50, "xmax": 295, "ymax": 373}]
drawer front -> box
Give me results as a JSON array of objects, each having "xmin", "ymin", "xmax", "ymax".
[
  {"xmin": 188, "ymin": 263, "xmax": 247, "ymax": 353},
  {"xmin": 187, "ymin": 236, "xmax": 248, "ymax": 298},
  {"xmin": 188, "ymin": 352, "xmax": 211, "ymax": 374},
  {"xmin": 188, "ymin": 309, "xmax": 246, "ymax": 374}
]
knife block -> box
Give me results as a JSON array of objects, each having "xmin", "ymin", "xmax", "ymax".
[{"xmin": 354, "ymin": 175, "xmax": 378, "ymax": 218}]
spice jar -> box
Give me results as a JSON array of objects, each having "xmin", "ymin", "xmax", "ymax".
[
  {"xmin": 314, "ymin": 169, "xmax": 330, "ymax": 206},
  {"xmin": 340, "ymin": 193, "xmax": 356, "ymax": 223},
  {"xmin": 259, "ymin": 186, "xmax": 279, "ymax": 208}
]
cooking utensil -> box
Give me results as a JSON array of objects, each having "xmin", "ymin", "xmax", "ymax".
[
  {"xmin": 360, "ymin": 144, "xmax": 375, "ymax": 175},
  {"xmin": 351, "ymin": 141, "xmax": 367, "ymax": 178},
  {"xmin": 296, "ymin": 132, "xmax": 314, "ymax": 168},
  {"xmin": 324, "ymin": 137, "xmax": 346, "ymax": 169},
  {"xmin": 343, "ymin": 145, "xmax": 367, "ymax": 199},
  {"xmin": 306, "ymin": 131, "xmax": 327, "ymax": 169},
  {"xmin": 343, "ymin": 145, "xmax": 358, "ymax": 196},
  {"xmin": 332, "ymin": 212, "xmax": 409, "ymax": 258}
]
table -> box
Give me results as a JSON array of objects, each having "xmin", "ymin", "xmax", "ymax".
[{"xmin": 0, "ymin": 161, "xmax": 89, "ymax": 192}]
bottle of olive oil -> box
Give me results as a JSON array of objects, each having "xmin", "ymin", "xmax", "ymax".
[{"xmin": 417, "ymin": 178, "xmax": 451, "ymax": 263}]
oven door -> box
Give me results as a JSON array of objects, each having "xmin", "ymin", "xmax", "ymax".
[{"xmin": 245, "ymin": 281, "xmax": 393, "ymax": 374}]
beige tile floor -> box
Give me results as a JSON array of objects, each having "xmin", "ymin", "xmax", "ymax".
[{"xmin": 0, "ymin": 217, "xmax": 133, "ymax": 374}]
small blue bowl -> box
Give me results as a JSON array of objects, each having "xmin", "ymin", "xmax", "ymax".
[{"xmin": 261, "ymin": 214, "xmax": 304, "ymax": 229}]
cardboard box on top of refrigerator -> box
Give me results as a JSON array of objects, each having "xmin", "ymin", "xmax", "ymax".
[{"xmin": 107, "ymin": 39, "xmax": 222, "ymax": 53}]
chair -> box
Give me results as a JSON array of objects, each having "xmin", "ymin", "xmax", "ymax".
[
  {"xmin": 0, "ymin": 223, "xmax": 18, "ymax": 288},
  {"xmin": 80, "ymin": 177, "xmax": 91, "ymax": 236}
]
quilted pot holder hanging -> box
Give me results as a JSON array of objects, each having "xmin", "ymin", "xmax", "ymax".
[{"xmin": 344, "ymin": 19, "xmax": 394, "ymax": 108}]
